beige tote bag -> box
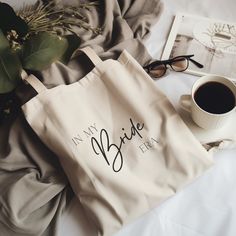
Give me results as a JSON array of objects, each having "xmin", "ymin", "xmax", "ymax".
[{"xmin": 22, "ymin": 47, "xmax": 213, "ymax": 236}]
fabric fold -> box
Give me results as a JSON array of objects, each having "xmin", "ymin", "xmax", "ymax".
[{"xmin": 0, "ymin": 0, "xmax": 164, "ymax": 235}]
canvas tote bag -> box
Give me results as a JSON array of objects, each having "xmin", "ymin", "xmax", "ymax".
[{"xmin": 22, "ymin": 47, "xmax": 213, "ymax": 236}]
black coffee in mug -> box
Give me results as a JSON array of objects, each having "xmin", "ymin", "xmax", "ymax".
[{"xmin": 194, "ymin": 81, "xmax": 235, "ymax": 114}]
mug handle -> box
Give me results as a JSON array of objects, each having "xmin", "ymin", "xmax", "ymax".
[{"xmin": 179, "ymin": 94, "xmax": 192, "ymax": 112}]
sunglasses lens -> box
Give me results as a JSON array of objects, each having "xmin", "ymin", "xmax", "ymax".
[
  {"xmin": 148, "ymin": 64, "xmax": 166, "ymax": 78},
  {"xmin": 171, "ymin": 57, "xmax": 188, "ymax": 72}
]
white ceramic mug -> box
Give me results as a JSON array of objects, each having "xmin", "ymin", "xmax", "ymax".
[{"xmin": 179, "ymin": 75, "xmax": 236, "ymax": 129}]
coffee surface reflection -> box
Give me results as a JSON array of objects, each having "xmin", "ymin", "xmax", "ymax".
[{"xmin": 194, "ymin": 81, "xmax": 235, "ymax": 114}]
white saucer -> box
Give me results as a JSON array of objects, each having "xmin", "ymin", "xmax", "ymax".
[{"xmin": 179, "ymin": 109, "xmax": 236, "ymax": 145}]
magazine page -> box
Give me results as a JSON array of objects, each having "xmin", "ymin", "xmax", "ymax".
[{"xmin": 162, "ymin": 13, "xmax": 236, "ymax": 80}]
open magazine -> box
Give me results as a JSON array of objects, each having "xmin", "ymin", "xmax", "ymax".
[{"xmin": 162, "ymin": 13, "xmax": 236, "ymax": 80}]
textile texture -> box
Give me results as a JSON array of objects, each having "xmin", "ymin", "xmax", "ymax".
[
  {"xmin": 0, "ymin": 0, "xmax": 164, "ymax": 235},
  {"xmin": 22, "ymin": 48, "xmax": 213, "ymax": 236}
]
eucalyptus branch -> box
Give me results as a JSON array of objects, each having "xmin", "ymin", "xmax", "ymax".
[{"xmin": 0, "ymin": 0, "xmax": 101, "ymax": 119}]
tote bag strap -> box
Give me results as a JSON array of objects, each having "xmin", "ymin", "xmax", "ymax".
[
  {"xmin": 74, "ymin": 47, "xmax": 103, "ymax": 66},
  {"xmin": 22, "ymin": 47, "xmax": 102, "ymax": 93},
  {"xmin": 21, "ymin": 70, "xmax": 47, "ymax": 93}
]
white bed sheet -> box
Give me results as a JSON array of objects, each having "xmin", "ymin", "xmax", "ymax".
[{"xmin": 59, "ymin": 0, "xmax": 236, "ymax": 235}]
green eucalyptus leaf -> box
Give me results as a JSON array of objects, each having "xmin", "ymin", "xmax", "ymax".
[
  {"xmin": 21, "ymin": 32, "xmax": 68, "ymax": 71},
  {"xmin": 59, "ymin": 34, "xmax": 81, "ymax": 64},
  {"xmin": 0, "ymin": 29, "xmax": 10, "ymax": 51},
  {"xmin": 0, "ymin": 2, "xmax": 17, "ymax": 33},
  {"xmin": 0, "ymin": 30, "xmax": 22, "ymax": 94},
  {"xmin": 13, "ymin": 16, "xmax": 29, "ymax": 37},
  {"xmin": 0, "ymin": 3, "xmax": 28, "ymax": 37}
]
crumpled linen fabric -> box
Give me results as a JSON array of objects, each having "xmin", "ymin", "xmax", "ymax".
[
  {"xmin": 38, "ymin": 0, "xmax": 164, "ymax": 87},
  {"xmin": 0, "ymin": 0, "xmax": 164, "ymax": 235},
  {"xmin": 0, "ymin": 112, "xmax": 74, "ymax": 236}
]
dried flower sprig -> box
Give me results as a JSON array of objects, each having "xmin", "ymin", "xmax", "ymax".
[
  {"xmin": 6, "ymin": 1, "xmax": 102, "ymax": 50},
  {"xmin": 17, "ymin": 1, "xmax": 101, "ymax": 39},
  {"xmin": 0, "ymin": 1, "xmax": 101, "ymax": 121}
]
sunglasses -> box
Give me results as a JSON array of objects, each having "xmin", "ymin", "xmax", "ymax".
[{"xmin": 143, "ymin": 55, "xmax": 204, "ymax": 78}]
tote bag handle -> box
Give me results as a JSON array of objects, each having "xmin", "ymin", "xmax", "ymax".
[{"xmin": 21, "ymin": 47, "xmax": 102, "ymax": 93}]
